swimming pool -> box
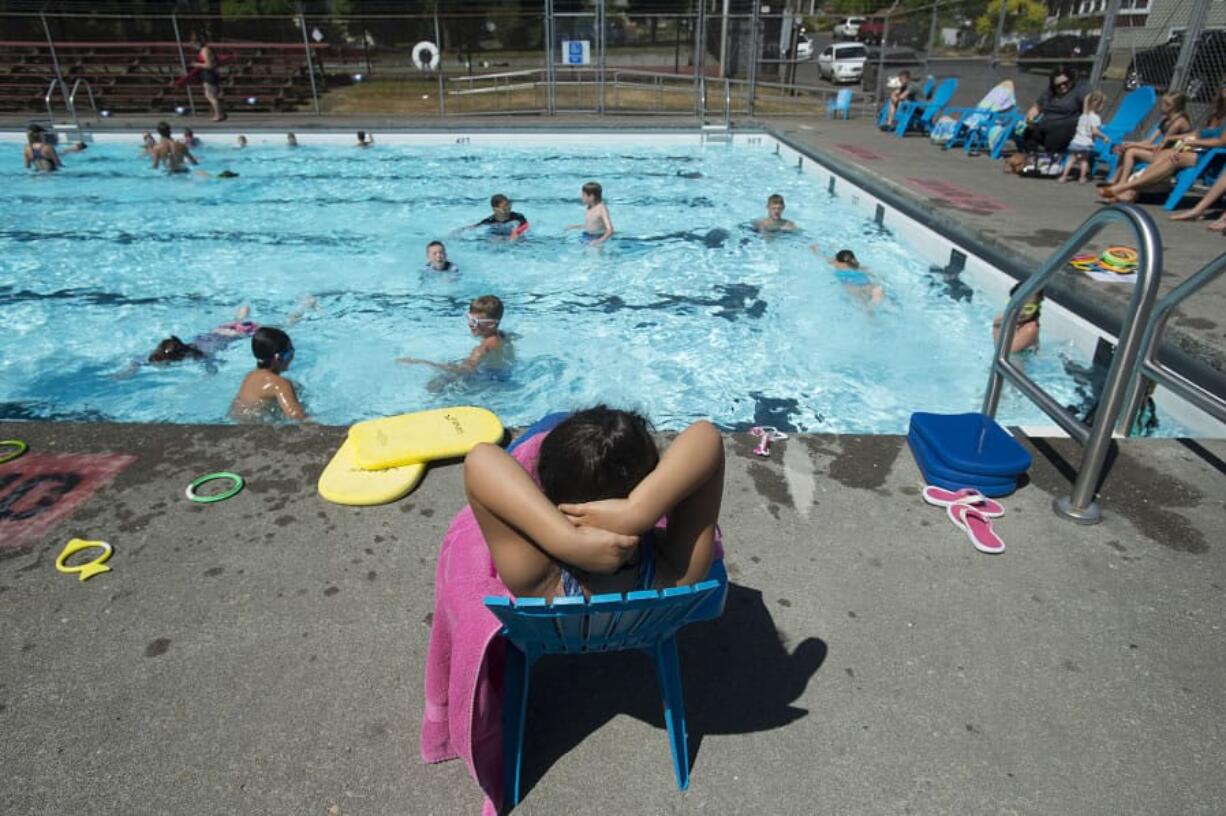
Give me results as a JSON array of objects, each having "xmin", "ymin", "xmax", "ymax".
[{"xmin": 0, "ymin": 131, "xmax": 1189, "ymax": 434}]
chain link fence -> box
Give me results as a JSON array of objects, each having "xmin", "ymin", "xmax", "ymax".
[{"xmin": 1, "ymin": 0, "xmax": 1223, "ymax": 132}]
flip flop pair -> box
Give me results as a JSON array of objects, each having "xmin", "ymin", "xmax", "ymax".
[{"xmin": 921, "ymin": 486, "xmax": 1006, "ymax": 555}]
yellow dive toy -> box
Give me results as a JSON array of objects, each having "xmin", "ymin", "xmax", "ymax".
[
  {"xmin": 55, "ymin": 538, "xmax": 114, "ymax": 582},
  {"xmin": 318, "ymin": 406, "xmax": 504, "ymax": 506}
]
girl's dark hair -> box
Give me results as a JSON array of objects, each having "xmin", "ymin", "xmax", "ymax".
[
  {"xmin": 149, "ymin": 336, "xmax": 204, "ymax": 363},
  {"xmin": 835, "ymin": 249, "xmax": 858, "ymax": 267},
  {"xmin": 538, "ymin": 406, "xmax": 659, "ymax": 505},
  {"xmin": 252, "ymin": 327, "xmax": 292, "ymax": 369}
]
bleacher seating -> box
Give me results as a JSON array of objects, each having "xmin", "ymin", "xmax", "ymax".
[{"xmin": 0, "ymin": 40, "xmax": 329, "ymax": 114}]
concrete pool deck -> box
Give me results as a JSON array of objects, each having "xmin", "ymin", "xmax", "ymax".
[{"xmin": 2, "ymin": 420, "xmax": 1225, "ymax": 814}]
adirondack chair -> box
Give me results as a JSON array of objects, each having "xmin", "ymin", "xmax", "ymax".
[
  {"xmin": 1164, "ymin": 144, "xmax": 1226, "ymax": 210},
  {"xmin": 828, "ymin": 88, "xmax": 853, "ymax": 120},
  {"xmin": 1088, "ymin": 85, "xmax": 1158, "ymax": 178},
  {"xmin": 893, "ymin": 78, "xmax": 958, "ymax": 137},
  {"xmin": 877, "ymin": 75, "xmax": 936, "ymax": 127},
  {"xmin": 485, "ymin": 560, "xmax": 729, "ymax": 809},
  {"xmin": 1115, "ymin": 127, "xmax": 1223, "ymax": 195}
]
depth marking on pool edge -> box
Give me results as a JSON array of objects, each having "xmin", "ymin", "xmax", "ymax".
[
  {"xmin": 0, "ymin": 453, "xmax": 137, "ymax": 549},
  {"xmin": 905, "ymin": 178, "xmax": 1014, "ymax": 213}
]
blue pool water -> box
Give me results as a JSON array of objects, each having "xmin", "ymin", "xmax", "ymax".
[{"xmin": 0, "ymin": 137, "xmax": 1142, "ymax": 433}]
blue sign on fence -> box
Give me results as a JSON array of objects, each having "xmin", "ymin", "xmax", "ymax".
[{"xmin": 561, "ymin": 40, "xmax": 591, "ymax": 65}]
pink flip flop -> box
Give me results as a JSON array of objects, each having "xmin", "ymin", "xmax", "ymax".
[
  {"xmin": 922, "ymin": 485, "xmax": 1005, "ymax": 518},
  {"xmin": 948, "ymin": 504, "xmax": 1005, "ymax": 555}
]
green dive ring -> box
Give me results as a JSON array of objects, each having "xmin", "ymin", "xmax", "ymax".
[
  {"xmin": 0, "ymin": 440, "xmax": 28, "ymax": 465},
  {"xmin": 186, "ymin": 472, "xmax": 245, "ymax": 503}
]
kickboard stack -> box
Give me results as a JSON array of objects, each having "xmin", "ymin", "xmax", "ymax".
[
  {"xmin": 907, "ymin": 411, "xmax": 1032, "ymax": 498},
  {"xmin": 318, "ymin": 406, "xmax": 504, "ymax": 506}
]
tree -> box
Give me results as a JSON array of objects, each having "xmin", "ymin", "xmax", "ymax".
[{"xmin": 975, "ymin": 0, "xmax": 1046, "ymax": 39}]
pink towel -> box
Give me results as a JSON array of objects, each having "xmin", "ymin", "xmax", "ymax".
[
  {"xmin": 420, "ymin": 431, "xmax": 724, "ymax": 814},
  {"xmin": 420, "ymin": 434, "xmax": 548, "ymax": 815}
]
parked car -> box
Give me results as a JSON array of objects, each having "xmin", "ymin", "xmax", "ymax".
[
  {"xmin": 1124, "ymin": 29, "xmax": 1226, "ymax": 101},
  {"xmin": 1016, "ymin": 34, "xmax": 1099, "ymax": 72},
  {"xmin": 796, "ymin": 33, "xmax": 815, "ymax": 61},
  {"xmin": 857, "ymin": 17, "xmax": 885, "ymax": 45},
  {"xmin": 817, "ymin": 42, "xmax": 867, "ymax": 84},
  {"xmin": 833, "ymin": 17, "xmax": 866, "ymax": 41},
  {"xmin": 855, "ymin": 16, "xmax": 925, "ymax": 49}
]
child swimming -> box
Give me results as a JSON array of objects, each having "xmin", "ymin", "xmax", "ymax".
[
  {"xmin": 811, "ymin": 245, "xmax": 884, "ymax": 306},
  {"xmin": 567, "ymin": 181, "xmax": 614, "ymax": 245},
  {"xmin": 229, "ymin": 327, "xmax": 308, "ymax": 422},
  {"xmin": 464, "ymin": 407, "xmax": 724, "ymax": 599},
  {"xmin": 755, "ymin": 193, "xmax": 796, "ymax": 233},
  {"xmin": 397, "ymin": 295, "xmax": 511, "ymax": 383},
  {"xmin": 423, "ymin": 240, "xmax": 459, "ymax": 273},
  {"xmin": 992, "ymin": 283, "xmax": 1043, "ymax": 353},
  {"xmin": 466, "ymin": 194, "xmax": 528, "ymax": 240}
]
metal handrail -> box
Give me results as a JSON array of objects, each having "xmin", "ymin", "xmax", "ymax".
[
  {"xmin": 983, "ymin": 204, "xmax": 1163, "ymax": 525},
  {"xmin": 68, "ymin": 78, "xmax": 95, "ymax": 115},
  {"xmin": 43, "ymin": 76, "xmax": 67, "ymax": 120},
  {"xmin": 1121, "ymin": 251, "xmax": 1226, "ymax": 431}
]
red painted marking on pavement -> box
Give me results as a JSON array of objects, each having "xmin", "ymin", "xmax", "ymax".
[
  {"xmin": 0, "ymin": 453, "xmax": 137, "ymax": 549},
  {"xmin": 905, "ymin": 177, "xmax": 1013, "ymax": 213},
  {"xmin": 834, "ymin": 143, "xmax": 885, "ymax": 161}
]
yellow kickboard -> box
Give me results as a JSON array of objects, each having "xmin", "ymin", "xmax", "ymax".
[
  {"xmin": 318, "ymin": 436, "xmax": 426, "ymax": 506},
  {"xmin": 348, "ymin": 406, "xmax": 504, "ymax": 471}
]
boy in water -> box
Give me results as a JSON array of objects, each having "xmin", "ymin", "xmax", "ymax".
[
  {"xmin": 181, "ymin": 128, "xmax": 201, "ymax": 148},
  {"xmin": 568, "ymin": 181, "xmax": 614, "ymax": 245},
  {"xmin": 355, "ymin": 131, "xmax": 374, "ymax": 148},
  {"xmin": 235, "ymin": 135, "xmax": 247, "ymax": 149},
  {"xmin": 398, "ymin": 295, "xmax": 511, "ymax": 379},
  {"xmin": 151, "ymin": 121, "xmax": 198, "ymax": 173},
  {"xmin": 470, "ymin": 194, "xmax": 529, "ymax": 240},
  {"xmin": 423, "ymin": 240, "xmax": 459, "ymax": 273},
  {"xmin": 230, "ymin": 327, "xmax": 308, "ymax": 421},
  {"xmin": 811, "ymin": 245, "xmax": 884, "ymax": 305},
  {"xmin": 286, "ymin": 132, "xmax": 298, "ymax": 147},
  {"xmin": 755, "ymin": 193, "xmax": 796, "ymax": 233}
]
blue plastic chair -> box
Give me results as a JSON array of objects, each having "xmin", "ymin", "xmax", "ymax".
[
  {"xmin": 1164, "ymin": 146, "xmax": 1226, "ymax": 210},
  {"xmin": 485, "ymin": 561, "xmax": 728, "ymax": 809},
  {"xmin": 893, "ymin": 78, "xmax": 958, "ymax": 137},
  {"xmin": 827, "ymin": 88, "xmax": 853, "ymax": 120},
  {"xmin": 942, "ymin": 107, "xmax": 1015, "ymax": 152},
  {"xmin": 877, "ymin": 76, "xmax": 936, "ymax": 128},
  {"xmin": 1089, "ymin": 86, "xmax": 1157, "ymax": 178}
]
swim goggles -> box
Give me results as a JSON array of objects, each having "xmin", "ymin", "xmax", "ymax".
[
  {"xmin": 466, "ymin": 314, "xmax": 498, "ymax": 328},
  {"xmin": 1019, "ymin": 302, "xmax": 1039, "ymax": 319},
  {"xmin": 280, "ymin": 346, "xmax": 295, "ymax": 362}
]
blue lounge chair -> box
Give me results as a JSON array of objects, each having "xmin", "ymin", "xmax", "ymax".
[
  {"xmin": 828, "ymin": 88, "xmax": 853, "ymax": 120},
  {"xmin": 1089, "ymin": 86, "xmax": 1157, "ymax": 178},
  {"xmin": 1164, "ymin": 145, "xmax": 1226, "ymax": 210},
  {"xmin": 486, "ymin": 561, "xmax": 729, "ymax": 808},
  {"xmin": 893, "ymin": 78, "xmax": 958, "ymax": 137}
]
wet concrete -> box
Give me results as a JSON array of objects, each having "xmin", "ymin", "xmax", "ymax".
[{"xmin": 1, "ymin": 420, "xmax": 1224, "ymax": 815}]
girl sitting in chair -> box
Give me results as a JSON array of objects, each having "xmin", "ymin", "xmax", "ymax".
[{"xmin": 464, "ymin": 407, "xmax": 724, "ymax": 599}]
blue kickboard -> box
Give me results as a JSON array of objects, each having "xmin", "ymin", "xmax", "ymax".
[
  {"xmin": 908, "ymin": 430, "xmax": 1019, "ymax": 498},
  {"xmin": 909, "ymin": 412, "xmax": 1032, "ymax": 477}
]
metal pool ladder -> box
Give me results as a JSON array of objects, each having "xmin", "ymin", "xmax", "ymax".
[
  {"xmin": 983, "ymin": 204, "xmax": 1163, "ymax": 525},
  {"xmin": 1120, "ymin": 250, "xmax": 1226, "ymax": 431}
]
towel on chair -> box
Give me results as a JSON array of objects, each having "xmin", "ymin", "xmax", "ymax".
[{"xmin": 419, "ymin": 434, "xmax": 548, "ymax": 815}]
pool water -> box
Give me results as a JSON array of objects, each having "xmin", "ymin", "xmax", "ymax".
[{"xmin": 0, "ymin": 137, "xmax": 1148, "ymax": 433}]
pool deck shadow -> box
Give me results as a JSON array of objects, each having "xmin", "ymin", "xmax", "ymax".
[{"xmin": 2, "ymin": 420, "xmax": 1224, "ymax": 815}]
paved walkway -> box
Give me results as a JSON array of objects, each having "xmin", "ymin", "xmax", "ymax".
[{"xmin": 2, "ymin": 421, "xmax": 1224, "ymax": 814}]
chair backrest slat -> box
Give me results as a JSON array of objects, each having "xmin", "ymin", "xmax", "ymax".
[{"xmin": 485, "ymin": 581, "xmax": 724, "ymax": 656}]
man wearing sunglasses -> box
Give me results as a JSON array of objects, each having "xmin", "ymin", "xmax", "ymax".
[{"xmin": 1017, "ymin": 66, "xmax": 1085, "ymax": 157}]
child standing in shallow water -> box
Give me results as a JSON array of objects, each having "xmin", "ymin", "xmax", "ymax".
[
  {"xmin": 1059, "ymin": 91, "xmax": 1107, "ymax": 184},
  {"xmin": 230, "ymin": 327, "xmax": 308, "ymax": 422},
  {"xmin": 568, "ymin": 181, "xmax": 614, "ymax": 245},
  {"xmin": 397, "ymin": 294, "xmax": 511, "ymax": 379}
]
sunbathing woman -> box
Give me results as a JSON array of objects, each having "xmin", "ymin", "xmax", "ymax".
[
  {"xmin": 1102, "ymin": 92, "xmax": 1193, "ymax": 187},
  {"xmin": 1098, "ymin": 131, "xmax": 1226, "ymax": 203},
  {"xmin": 465, "ymin": 407, "xmax": 724, "ymax": 599}
]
